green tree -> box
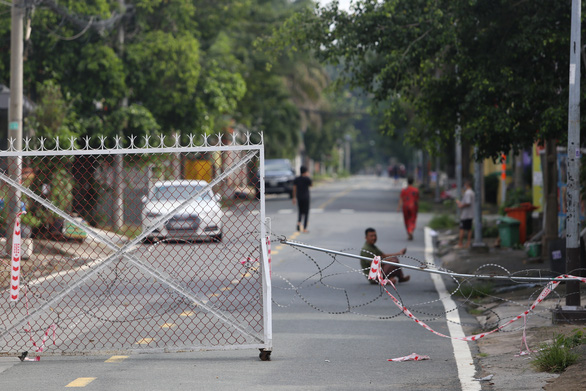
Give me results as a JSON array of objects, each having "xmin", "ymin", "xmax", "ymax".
[{"xmin": 265, "ymin": 0, "xmax": 579, "ymax": 161}]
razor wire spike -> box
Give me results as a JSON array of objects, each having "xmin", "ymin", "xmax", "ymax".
[
  {"xmin": 128, "ymin": 135, "xmax": 136, "ymax": 148},
  {"xmin": 68, "ymin": 136, "xmax": 76, "ymax": 150},
  {"xmin": 158, "ymin": 134, "xmax": 165, "ymax": 148},
  {"xmin": 114, "ymin": 135, "xmax": 122, "ymax": 148},
  {"xmin": 143, "ymin": 134, "xmax": 151, "ymax": 148},
  {"xmin": 38, "ymin": 137, "xmax": 46, "ymax": 151},
  {"xmin": 187, "ymin": 134, "xmax": 195, "ymax": 147},
  {"xmin": 8, "ymin": 137, "xmax": 15, "ymax": 151},
  {"xmin": 203, "ymin": 133, "xmax": 210, "ymax": 147},
  {"xmin": 23, "ymin": 137, "xmax": 31, "ymax": 151},
  {"xmin": 98, "ymin": 135, "xmax": 107, "ymax": 149},
  {"xmin": 55, "ymin": 136, "xmax": 61, "ymax": 150},
  {"xmin": 174, "ymin": 133, "xmax": 180, "ymax": 147},
  {"xmin": 82, "ymin": 135, "xmax": 91, "ymax": 149}
]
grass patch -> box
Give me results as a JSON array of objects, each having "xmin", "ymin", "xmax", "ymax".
[
  {"xmin": 468, "ymin": 307, "xmax": 486, "ymax": 316},
  {"xmin": 531, "ymin": 331, "xmax": 585, "ymax": 373},
  {"xmin": 454, "ymin": 281, "xmax": 494, "ymax": 299},
  {"xmin": 428, "ymin": 214, "xmax": 457, "ymax": 230},
  {"xmin": 418, "ymin": 200, "xmax": 433, "ymax": 213}
]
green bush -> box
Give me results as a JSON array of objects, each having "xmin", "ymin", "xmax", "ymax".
[
  {"xmin": 418, "ymin": 200, "xmax": 432, "ymax": 213},
  {"xmin": 454, "ymin": 281, "xmax": 494, "ymax": 299},
  {"xmin": 428, "ymin": 214, "xmax": 457, "ymax": 230},
  {"xmin": 531, "ymin": 332, "xmax": 583, "ymax": 373}
]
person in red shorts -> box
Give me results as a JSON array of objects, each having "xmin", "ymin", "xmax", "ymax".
[{"xmin": 397, "ymin": 176, "xmax": 419, "ymax": 241}]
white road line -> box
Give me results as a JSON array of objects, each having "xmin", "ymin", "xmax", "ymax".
[
  {"xmin": 278, "ymin": 209, "xmax": 294, "ymax": 214},
  {"xmin": 426, "ymin": 248, "xmax": 480, "ymax": 391}
]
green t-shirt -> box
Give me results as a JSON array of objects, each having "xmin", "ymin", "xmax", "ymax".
[{"xmin": 360, "ymin": 242, "xmax": 382, "ymax": 276}]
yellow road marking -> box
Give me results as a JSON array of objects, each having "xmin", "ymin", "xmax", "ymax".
[
  {"xmin": 105, "ymin": 355, "xmax": 128, "ymax": 363},
  {"xmin": 318, "ymin": 185, "xmax": 358, "ymax": 209},
  {"xmin": 220, "ymin": 287, "xmax": 232, "ymax": 291},
  {"xmin": 135, "ymin": 337, "xmax": 153, "ymax": 345},
  {"xmin": 161, "ymin": 323, "xmax": 175, "ymax": 328},
  {"xmin": 66, "ymin": 378, "xmax": 96, "ymax": 387},
  {"xmin": 243, "ymin": 273, "xmax": 251, "ymax": 278},
  {"xmin": 180, "ymin": 311, "xmax": 195, "ymax": 317}
]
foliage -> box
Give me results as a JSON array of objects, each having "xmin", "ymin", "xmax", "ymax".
[
  {"xmin": 531, "ymin": 331, "xmax": 585, "ymax": 373},
  {"xmin": 263, "ymin": 0, "xmax": 582, "ymax": 162},
  {"xmin": 454, "ymin": 281, "xmax": 494, "ymax": 299},
  {"xmin": 482, "ymin": 220, "xmax": 499, "ymax": 238},
  {"xmin": 0, "ymin": 0, "xmax": 331, "ymax": 160},
  {"xmin": 428, "ymin": 213, "xmax": 457, "ymax": 230}
]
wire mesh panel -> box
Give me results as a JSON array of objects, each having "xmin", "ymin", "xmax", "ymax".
[{"xmin": 0, "ymin": 134, "xmax": 270, "ymax": 356}]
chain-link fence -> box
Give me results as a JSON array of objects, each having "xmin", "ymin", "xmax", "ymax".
[{"xmin": 0, "ymin": 133, "xmax": 271, "ymax": 357}]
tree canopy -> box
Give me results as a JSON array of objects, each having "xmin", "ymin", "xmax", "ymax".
[
  {"xmin": 0, "ymin": 0, "xmax": 343, "ymax": 159},
  {"xmin": 264, "ymin": 0, "xmax": 581, "ymax": 161}
]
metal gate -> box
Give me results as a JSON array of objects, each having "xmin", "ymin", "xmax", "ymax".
[{"xmin": 0, "ymin": 133, "xmax": 271, "ymax": 357}]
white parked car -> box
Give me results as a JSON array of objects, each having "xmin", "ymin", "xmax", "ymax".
[{"xmin": 142, "ymin": 180, "xmax": 223, "ymax": 242}]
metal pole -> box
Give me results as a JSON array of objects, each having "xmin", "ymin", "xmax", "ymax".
[
  {"xmin": 565, "ymin": 0, "xmax": 581, "ymax": 307},
  {"xmin": 112, "ymin": 0, "xmax": 126, "ymax": 232},
  {"xmin": 473, "ymin": 147, "xmax": 484, "ymax": 245},
  {"xmin": 434, "ymin": 140, "xmax": 441, "ymax": 203},
  {"xmin": 455, "ymin": 119, "xmax": 462, "ymax": 220},
  {"xmin": 7, "ymin": 0, "xmax": 24, "ymax": 250}
]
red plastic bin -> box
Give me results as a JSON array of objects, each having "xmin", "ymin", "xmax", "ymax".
[{"xmin": 504, "ymin": 202, "xmax": 537, "ymax": 244}]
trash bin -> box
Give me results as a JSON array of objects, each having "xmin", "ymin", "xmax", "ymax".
[
  {"xmin": 505, "ymin": 202, "xmax": 537, "ymax": 244},
  {"xmin": 497, "ymin": 216, "xmax": 520, "ymax": 248}
]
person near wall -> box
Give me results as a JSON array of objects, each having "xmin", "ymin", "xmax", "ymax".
[{"xmin": 456, "ymin": 180, "xmax": 475, "ymax": 248}]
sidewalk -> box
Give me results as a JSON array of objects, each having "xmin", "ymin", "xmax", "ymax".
[{"xmin": 436, "ymin": 230, "xmax": 586, "ymax": 391}]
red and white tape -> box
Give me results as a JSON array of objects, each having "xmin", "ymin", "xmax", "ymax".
[
  {"xmin": 20, "ymin": 324, "xmax": 57, "ymax": 362},
  {"xmin": 9, "ymin": 211, "xmax": 25, "ymax": 302},
  {"xmin": 368, "ymin": 256, "xmax": 396, "ymax": 287},
  {"xmin": 367, "ymin": 256, "xmax": 586, "ymax": 361},
  {"xmin": 372, "ymin": 254, "xmax": 581, "ymax": 342},
  {"xmin": 388, "ymin": 353, "xmax": 430, "ymax": 362},
  {"xmin": 266, "ymin": 236, "xmax": 271, "ymax": 276}
]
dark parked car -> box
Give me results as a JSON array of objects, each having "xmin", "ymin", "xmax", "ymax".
[{"xmin": 254, "ymin": 159, "xmax": 295, "ymax": 198}]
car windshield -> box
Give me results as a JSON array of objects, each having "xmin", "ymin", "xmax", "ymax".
[
  {"xmin": 265, "ymin": 161, "xmax": 291, "ymax": 171},
  {"xmin": 152, "ymin": 184, "xmax": 211, "ymax": 201}
]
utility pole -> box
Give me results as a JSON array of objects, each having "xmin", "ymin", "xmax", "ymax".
[
  {"xmin": 565, "ymin": 0, "xmax": 581, "ymax": 307},
  {"xmin": 472, "ymin": 147, "xmax": 487, "ymax": 252},
  {"xmin": 113, "ymin": 0, "xmax": 126, "ymax": 232},
  {"xmin": 7, "ymin": 0, "xmax": 25, "ymax": 250},
  {"xmin": 554, "ymin": 0, "xmax": 585, "ymax": 323}
]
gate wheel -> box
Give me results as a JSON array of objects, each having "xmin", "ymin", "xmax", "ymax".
[{"xmin": 259, "ymin": 349, "xmax": 272, "ymax": 361}]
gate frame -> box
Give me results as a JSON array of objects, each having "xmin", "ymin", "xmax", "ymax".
[{"xmin": 0, "ymin": 133, "xmax": 272, "ymax": 354}]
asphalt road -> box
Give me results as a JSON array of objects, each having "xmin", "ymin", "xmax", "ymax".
[{"xmin": 0, "ymin": 175, "xmax": 479, "ymax": 390}]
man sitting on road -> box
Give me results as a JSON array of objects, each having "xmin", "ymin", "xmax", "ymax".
[{"xmin": 360, "ymin": 228, "xmax": 410, "ymax": 285}]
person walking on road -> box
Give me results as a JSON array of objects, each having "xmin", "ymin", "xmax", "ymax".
[
  {"xmin": 292, "ymin": 166, "xmax": 312, "ymax": 232},
  {"xmin": 456, "ymin": 180, "xmax": 475, "ymax": 248},
  {"xmin": 398, "ymin": 176, "xmax": 419, "ymax": 241},
  {"xmin": 360, "ymin": 228, "xmax": 410, "ymax": 285}
]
